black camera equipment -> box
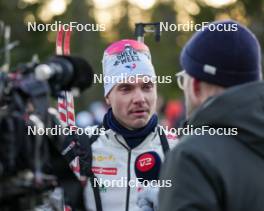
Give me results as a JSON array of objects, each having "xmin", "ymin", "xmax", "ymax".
[{"xmin": 0, "ymin": 54, "xmax": 94, "ymax": 211}]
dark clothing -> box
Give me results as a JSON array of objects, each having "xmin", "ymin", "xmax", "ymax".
[{"xmin": 159, "ymin": 81, "xmax": 264, "ymax": 211}]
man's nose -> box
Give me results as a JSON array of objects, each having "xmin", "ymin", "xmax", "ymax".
[{"xmin": 132, "ymin": 89, "xmax": 145, "ymax": 104}]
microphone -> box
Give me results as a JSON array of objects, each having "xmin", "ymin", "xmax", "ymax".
[
  {"xmin": 35, "ymin": 55, "xmax": 94, "ymax": 94},
  {"xmin": 134, "ymin": 151, "xmax": 161, "ymax": 183},
  {"xmin": 135, "ymin": 151, "xmax": 161, "ymax": 211}
]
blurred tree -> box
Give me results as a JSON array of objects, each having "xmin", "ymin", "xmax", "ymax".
[
  {"xmin": 0, "ymin": 0, "xmax": 52, "ymax": 67},
  {"xmin": 111, "ymin": 1, "xmax": 134, "ymax": 40},
  {"xmin": 149, "ymin": 1, "xmax": 181, "ymax": 100}
]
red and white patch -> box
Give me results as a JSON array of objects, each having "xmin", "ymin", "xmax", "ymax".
[
  {"xmin": 70, "ymin": 156, "xmax": 80, "ymax": 173},
  {"xmin": 92, "ymin": 167, "xmax": 118, "ymax": 175}
]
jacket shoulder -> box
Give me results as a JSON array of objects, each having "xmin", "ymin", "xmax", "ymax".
[{"xmin": 157, "ymin": 125, "xmax": 180, "ymax": 149}]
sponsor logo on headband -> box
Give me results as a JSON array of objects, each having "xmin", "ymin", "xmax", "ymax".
[{"xmin": 113, "ymin": 46, "xmax": 140, "ymax": 66}]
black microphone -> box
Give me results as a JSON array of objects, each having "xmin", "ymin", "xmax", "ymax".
[
  {"xmin": 134, "ymin": 151, "xmax": 161, "ymax": 183},
  {"xmin": 35, "ymin": 55, "xmax": 94, "ymax": 94}
]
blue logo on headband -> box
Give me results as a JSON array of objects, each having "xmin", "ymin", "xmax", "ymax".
[{"xmin": 125, "ymin": 63, "xmax": 136, "ymax": 70}]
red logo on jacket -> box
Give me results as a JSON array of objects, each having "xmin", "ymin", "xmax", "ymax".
[
  {"xmin": 92, "ymin": 167, "xmax": 117, "ymax": 175},
  {"xmin": 136, "ymin": 153, "xmax": 155, "ymax": 172}
]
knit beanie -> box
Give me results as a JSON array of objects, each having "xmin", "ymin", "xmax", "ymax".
[{"xmin": 180, "ymin": 20, "xmax": 262, "ymax": 87}]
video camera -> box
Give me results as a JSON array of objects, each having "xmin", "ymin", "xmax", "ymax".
[{"xmin": 0, "ymin": 54, "xmax": 94, "ymax": 210}]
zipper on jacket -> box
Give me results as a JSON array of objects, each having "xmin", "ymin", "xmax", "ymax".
[
  {"xmin": 114, "ymin": 135, "xmax": 132, "ymax": 211},
  {"xmin": 125, "ymin": 149, "xmax": 131, "ymax": 211}
]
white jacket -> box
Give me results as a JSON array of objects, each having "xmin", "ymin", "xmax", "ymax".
[{"xmin": 83, "ymin": 126, "xmax": 178, "ymax": 211}]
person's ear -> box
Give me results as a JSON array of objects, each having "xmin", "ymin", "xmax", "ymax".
[
  {"xmin": 105, "ymin": 95, "xmax": 111, "ymax": 106},
  {"xmin": 191, "ymin": 78, "xmax": 203, "ymax": 104},
  {"xmin": 193, "ymin": 78, "xmax": 201, "ymax": 96}
]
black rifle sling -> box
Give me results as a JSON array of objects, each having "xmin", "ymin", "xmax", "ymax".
[
  {"xmin": 158, "ymin": 126, "xmax": 170, "ymax": 155},
  {"xmin": 78, "ymin": 124, "xmax": 103, "ymax": 211}
]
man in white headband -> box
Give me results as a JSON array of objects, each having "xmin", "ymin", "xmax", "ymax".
[{"xmin": 81, "ymin": 39, "xmax": 178, "ymax": 211}]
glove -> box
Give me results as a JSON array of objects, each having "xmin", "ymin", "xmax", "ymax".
[{"xmin": 137, "ymin": 186, "xmax": 159, "ymax": 211}]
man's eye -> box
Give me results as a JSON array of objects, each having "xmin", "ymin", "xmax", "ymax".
[
  {"xmin": 120, "ymin": 86, "xmax": 132, "ymax": 92},
  {"xmin": 143, "ymin": 83, "xmax": 153, "ymax": 90}
]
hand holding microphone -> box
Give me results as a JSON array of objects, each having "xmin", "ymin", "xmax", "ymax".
[
  {"xmin": 137, "ymin": 186, "xmax": 159, "ymax": 211},
  {"xmin": 135, "ymin": 151, "xmax": 161, "ymax": 211}
]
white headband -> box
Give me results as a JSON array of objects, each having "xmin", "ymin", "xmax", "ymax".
[{"xmin": 102, "ymin": 40, "xmax": 156, "ymax": 96}]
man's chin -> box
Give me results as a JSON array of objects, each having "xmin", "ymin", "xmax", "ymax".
[{"xmin": 129, "ymin": 118, "xmax": 149, "ymax": 129}]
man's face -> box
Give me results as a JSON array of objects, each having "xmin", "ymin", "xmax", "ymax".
[
  {"xmin": 177, "ymin": 70, "xmax": 226, "ymax": 119},
  {"xmin": 177, "ymin": 71, "xmax": 200, "ymax": 119},
  {"xmin": 106, "ymin": 76, "xmax": 157, "ymax": 129},
  {"xmin": 183, "ymin": 75, "xmax": 197, "ymax": 119}
]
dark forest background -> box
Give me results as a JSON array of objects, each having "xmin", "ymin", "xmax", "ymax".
[{"xmin": 0, "ymin": 0, "xmax": 263, "ymax": 110}]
